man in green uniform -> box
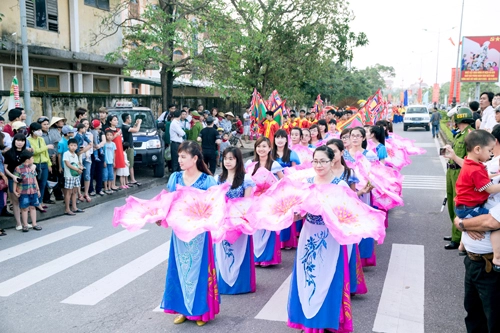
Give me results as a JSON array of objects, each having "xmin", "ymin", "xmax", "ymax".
[{"xmin": 444, "ymin": 107, "xmax": 475, "ymax": 250}]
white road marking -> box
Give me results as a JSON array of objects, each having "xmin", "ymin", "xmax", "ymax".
[
  {"xmin": 0, "ymin": 226, "xmax": 92, "ymax": 263},
  {"xmin": 373, "ymin": 244, "xmax": 425, "ymax": 333},
  {"xmin": 254, "ymin": 274, "xmax": 291, "ymax": 322},
  {"xmin": 62, "ymin": 241, "xmax": 170, "ymax": 305},
  {"xmin": 0, "ymin": 230, "xmax": 148, "ymax": 297},
  {"xmin": 403, "ymin": 175, "xmax": 446, "ymax": 190}
]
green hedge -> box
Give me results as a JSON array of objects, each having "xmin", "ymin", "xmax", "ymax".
[{"xmin": 440, "ymin": 119, "xmax": 454, "ymax": 143}]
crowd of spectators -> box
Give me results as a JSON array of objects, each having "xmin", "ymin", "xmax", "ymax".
[{"xmin": 0, "ymin": 106, "xmax": 141, "ymax": 237}]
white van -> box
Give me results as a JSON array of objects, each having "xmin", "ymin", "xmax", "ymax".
[{"xmin": 403, "ymin": 105, "xmax": 431, "ymax": 131}]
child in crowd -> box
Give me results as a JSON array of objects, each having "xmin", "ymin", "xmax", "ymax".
[
  {"xmin": 103, "ymin": 130, "xmax": 116, "ymax": 194},
  {"xmin": 63, "ymin": 138, "xmax": 84, "ymax": 216},
  {"xmin": 454, "ymin": 129, "xmax": 500, "ymax": 272},
  {"xmin": 58, "ymin": 125, "xmax": 77, "ymax": 175},
  {"xmin": 219, "ymin": 133, "xmax": 230, "ymax": 167},
  {"xmin": 117, "ymin": 142, "xmax": 130, "ymax": 189},
  {"xmin": 13, "ymin": 150, "xmax": 42, "ymax": 231}
]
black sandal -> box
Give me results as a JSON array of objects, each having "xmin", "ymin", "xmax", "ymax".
[
  {"xmin": 22, "ymin": 226, "xmax": 29, "ymax": 232},
  {"xmin": 72, "ymin": 208, "xmax": 85, "ymax": 213},
  {"xmin": 0, "ymin": 229, "xmax": 6, "ymax": 236}
]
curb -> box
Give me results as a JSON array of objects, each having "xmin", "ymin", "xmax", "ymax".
[
  {"xmin": 0, "ymin": 148, "xmax": 255, "ymax": 230},
  {"xmin": 0, "ymin": 176, "xmax": 168, "ymax": 230}
]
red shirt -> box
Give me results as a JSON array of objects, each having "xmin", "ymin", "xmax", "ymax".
[
  {"xmin": 3, "ymin": 123, "xmax": 14, "ymax": 137},
  {"xmin": 455, "ymin": 157, "xmax": 492, "ymax": 206}
]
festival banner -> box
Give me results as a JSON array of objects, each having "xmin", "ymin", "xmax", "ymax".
[
  {"xmin": 448, "ymin": 68, "xmax": 461, "ymax": 104},
  {"xmin": 8, "ymin": 76, "xmax": 21, "ymax": 110},
  {"xmin": 461, "ymin": 36, "xmax": 500, "ymax": 82},
  {"xmin": 432, "ymin": 83, "xmax": 440, "ymax": 103}
]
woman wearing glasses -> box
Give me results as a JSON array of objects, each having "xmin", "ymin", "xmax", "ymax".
[{"xmin": 287, "ymin": 145, "xmax": 353, "ymax": 333}]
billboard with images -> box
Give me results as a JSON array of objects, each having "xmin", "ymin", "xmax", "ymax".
[{"xmin": 461, "ymin": 36, "xmax": 500, "ymax": 82}]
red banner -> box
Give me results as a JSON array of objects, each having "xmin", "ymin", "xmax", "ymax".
[
  {"xmin": 417, "ymin": 88, "xmax": 422, "ymax": 104},
  {"xmin": 449, "ymin": 68, "xmax": 461, "ymax": 104},
  {"xmin": 461, "ymin": 36, "xmax": 500, "ymax": 82},
  {"xmin": 399, "ymin": 91, "xmax": 404, "ymax": 105},
  {"xmin": 432, "ymin": 83, "xmax": 440, "ymax": 103}
]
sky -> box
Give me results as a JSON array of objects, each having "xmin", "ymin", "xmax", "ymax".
[{"xmin": 348, "ymin": 0, "xmax": 499, "ymax": 89}]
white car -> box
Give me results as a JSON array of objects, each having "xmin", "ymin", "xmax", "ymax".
[{"xmin": 403, "ymin": 105, "xmax": 431, "ymax": 131}]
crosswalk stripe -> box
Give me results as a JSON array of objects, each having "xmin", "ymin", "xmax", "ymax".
[
  {"xmin": 0, "ymin": 230, "xmax": 148, "ymax": 297},
  {"xmin": 0, "ymin": 226, "xmax": 92, "ymax": 263},
  {"xmin": 254, "ymin": 274, "xmax": 290, "ymax": 322},
  {"xmin": 373, "ymin": 244, "xmax": 424, "ymax": 333},
  {"xmin": 62, "ymin": 241, "xmax": 170, "ymax": 306},
  {"xmin": 403, "ymin": 187, "xmax": 445, "ymax": 190}
]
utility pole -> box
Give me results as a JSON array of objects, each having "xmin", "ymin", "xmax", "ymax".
[
  {"xmin": 19, "ymin": 0, "xmax": 32, "ymax": 123},
  {"xmin": 452, "ymin": 0, "xmax": 465, "ymax": 107}
]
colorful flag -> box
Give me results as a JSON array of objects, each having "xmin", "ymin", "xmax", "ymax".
[
  {"xmin": 314, "ymin": 95, "xmax": 324, "ymax": 119},
  {"xmin": 403, "ymin": 90, "xmax": 408, "ymax": 106},
  {"xmin": 8, "ymin": 76, "xmax": 21, "ymax": 111},
  {"xmin": 272, "ymin": 101, "xmax": 285, "ymax": 126},
  {"xmin": 337, "ymin": 113, "xmax": 364, "ymax": 131}
]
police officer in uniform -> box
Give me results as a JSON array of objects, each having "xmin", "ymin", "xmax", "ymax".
[{"xmin": 444, "ymin": 107, "xmax": 475, "ymax": 250}]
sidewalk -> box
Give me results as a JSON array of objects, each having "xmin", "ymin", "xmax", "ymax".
[{"xmin": 0, "ymin": 144, "xmax": 255, "ymax": 229}]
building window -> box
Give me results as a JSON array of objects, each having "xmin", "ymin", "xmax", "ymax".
[
  {"xmin": 132, "ymin": 82, "xmax": 140, "ymax": 94},
  {"xmin": 26, "ymin": 0, "xmax": 59, "ymax": 32},
  {"xmin": 84, "ymin": 0, "xmax": 110, "ymax": 11},
  {"xmin": 94, "ymin": 78, "xmax": 110, "ymax": 93},
  {"xmin": 33, "ymin": 74, "xmax": 60, "ymax": 92}
]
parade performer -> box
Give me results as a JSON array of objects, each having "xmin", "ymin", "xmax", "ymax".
[
  {"xmin": 160, "ymin": 141, "xmax": 219, "ymax": 326},
  {"xmin": 245, "ymin": 137, "xmax": 284, "ymax": 266},
  {"xmin": 297, "ymin": 110, "xmax": 310, "ymax": 129},
  {"xmin": 368, "ymin": 125, "xmax": 388, "ymax": 164},
  {"xmin": 327, "ymin": 139, "xmax": 372, "ymax": 295},
  {"xmin": 288, "ymin": 146, "xmax": 353, "ymax": 333},
  {"xmin": 273, "ymin": 129, "xmax": 301, "ymax": 249},
  {"xmin": 318, "ymin": 119, "xmax": 328, "ymax": 139},
  {"xmin": 443, "ymin": 107, "xmax": 474, "ymax": 250},
  {"xmin": 343, "ymin": 127, "xmax": 378, "ymax": 266},
  {"xmin": 259, "ymin": 111, "xmax": 280, "ymax": 145},
  {"xmin": 309, "ymin": 125, "xmax": 322, "ymax": 147},
  {"xmin": 215, "ymin": 146, "xmax": 257, "ymax": 294},
  {"xmin": 290, "ymin": 127, "xmax": 302, "ymax": 146},
  {"xmin": 301, "ymin": 129, "xmax": 311, "ymax": 147}
]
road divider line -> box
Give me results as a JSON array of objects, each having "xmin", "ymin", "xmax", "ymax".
[
  {"xmin": 254, "ymin": 274, "xmax": 291, "ymax": 322},
  {"xmin": 62, "ymin": 241, "xmax": 170, "ymax": 305},
  {"xmin": 373, "ymin": 244, "xmax": 425, "ymax": 333},
  {"xmin": 0, "ymin": 226, "xmax": 92, "ymax": 263},
  {"xmin": 0, "ymin": 230, "xmax": 147, "ymax": 297}
]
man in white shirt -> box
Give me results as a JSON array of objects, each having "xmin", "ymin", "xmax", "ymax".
[
  {"xmin": 169, "ymin": 110, "xmax": 185, "ymax": 172},
  {"xmin": 478, "ymin": 92, "xmax": 496, "ymax": 131}
]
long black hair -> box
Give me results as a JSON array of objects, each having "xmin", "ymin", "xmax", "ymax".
[
  {"xmin": 106, "ymin": 114, "xmax": 118, "ymax": 128},
  {"xmin": 178, "ymin": 140, "xmax": 212, "ymax": 175},
  {"xmin": 272, "ymin": 129, "xmax": 291, "ymax": 163},
  {"xmin": 220, "ymin": 146, "xmax": 245, "ymax": 189},
  {"xmin": 351, "ymin": 127, "xmax": 367, "ymax": 149},
  {"xmin": 252, "ymin": 136, "xmax": 274, "ymax": 175},
  {"xmin": 370, "ymin": 125, "xmax": 386, "ymax": 145},
  {"xmin": 326, "ymin": 139, "xmax": 352, "ymax": 181},
  {"xmin": 318, "ymin": 119, "xmax": 328, "ymax": 134},
  {"xmin": 375, "ymin": 120, "xmax": 390, "ymax": 138}
]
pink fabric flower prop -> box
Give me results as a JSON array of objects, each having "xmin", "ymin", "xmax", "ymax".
[
  {"xmin": 251, "ymin": 167, "xmax": 278, "ymax": 196},
  {"xmin": 112, "ymin": 190, "xmax": 173, "ymax": 231},
  {"xmin": 284, "ymin": 166, "xmax": 315, "ymax": 183},
  {"xmin": 304, "ymin": 183, "xmax": 386, "ymax": 245},
  {"xmin": 291, "ymin": 144, "xmax": 313, "ymax": 164},
  {"xmin": 390, "ymin": 134, "xmax": 426, "ymax": 155},
  {"xmin": 384, "ymin": 140, "xmax": 411, "ymax": 171},
  {"xmin": 247, "ymin": 178, "xmax": 311, "ymax": 231},
  {"xmin": 165, "ymin": 184, "xmax": 229, "ymax": 242},
  {"xmin": 225, "ymin": 197, "xmax": 256, "ymax": 235}
]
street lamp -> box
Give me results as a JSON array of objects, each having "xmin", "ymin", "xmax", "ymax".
[{"xmin": 452, "ymin": 0, "xmax": 465, "ymax": 107}]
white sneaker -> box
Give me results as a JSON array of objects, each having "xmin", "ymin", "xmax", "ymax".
[
  {"xmin": 15, "ymin": 225, "xmax": 22, "ymax": 231},
  {"xmin": 27, "ymin": 224, "xmax": 33, "ymax": 229}
]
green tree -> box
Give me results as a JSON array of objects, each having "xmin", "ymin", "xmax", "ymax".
[
  {"xmin": 205, "ymin": 0, "xmax": 368, "ymax": 105},
  {"xmin": 92, "ymin": 0, "xmax": 220, "ymax": 109}
]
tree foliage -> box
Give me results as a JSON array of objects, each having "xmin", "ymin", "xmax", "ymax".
[
  {"xmin": 205, "ymin": 0, "xmax": 368, "ymax": 105},
  {"xmin": 93, "ymin": 0, "xmax": 221, "ymax": 108}
]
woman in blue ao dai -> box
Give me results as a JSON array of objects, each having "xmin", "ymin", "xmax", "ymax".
[
  {"xmin": 160, "ymin": 141, "xmax": 219, "ymax": 327},
  {"xmin": 288, "ymin": 146, "xmax": 353, "ymax": 332},
  {"xmin": 244, "ymin": 137, "xmax": 284, "ymax": 266},
  {"xmin": 327, "ymin": 139, "xmax": 373, "ymax": 295},
  {"xmin": 344, "ymin": 127, "xmax": 378, "ymax": 266},
  {"xmin": 215, "ymin": 146, "xmax": 256, "ymax": 294},
  {"xmin": 273, "ymin": 129, "xmax": 301, "ymax": 249}
]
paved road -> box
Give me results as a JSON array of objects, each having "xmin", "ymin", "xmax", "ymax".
[{"xmin": 0, "ymin": 123, "xmax": 466, "ymax": 333}]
